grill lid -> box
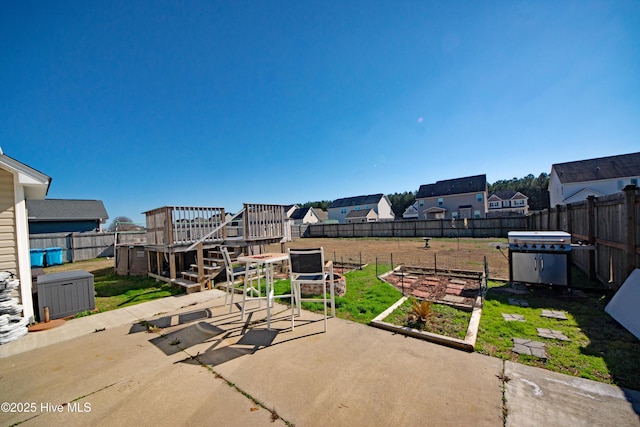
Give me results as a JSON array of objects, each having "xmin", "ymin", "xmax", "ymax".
[
  {"xmin": 508, "ymin": 231, "xmax": 572, "ymax": 252},
  {"xmin": 508, "ymin": 231, "xmax": 571, "ymax": 244}
]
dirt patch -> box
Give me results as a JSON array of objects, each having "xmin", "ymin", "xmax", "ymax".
[
  {"xmin": 381, "ymin": 271, "xmax": 481, "ymax": 307},
  {"xmin": 269, "ymin": 237, "xmax": 509, "ymax": 279}
]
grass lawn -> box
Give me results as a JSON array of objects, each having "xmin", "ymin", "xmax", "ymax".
[
  {"xmin": 43, "ymin": 259, "xmax": 184, "ymax": 316},
  {"xmin": 91, "ymin": 267, "xmax": 183, "ymax": 312},
  {"xmin": 476, "ymin": 281, "xmax": 640, "ymax": 391},
  {"xmin": 267, "ymin": 263, "xmax": 401, "ymax": 324}
]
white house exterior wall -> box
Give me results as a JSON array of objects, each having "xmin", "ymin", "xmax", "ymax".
[
  {"xmin": 328, "ymin": 199, "xmax": 394, "ymax": 224},
  {"xmin": 549, "ymin": 173, "xmax": 640, "ymax": 206},
  {"xmin": 377, "ymin": 197, "xmax": 395, "ymax": 221},
  {"xmin": 0, "ymin": 168, "xmax": 17, "ymax": 272},
  {"xmin": 0, "ymin": 167, "xmax": 36, "ymax": 322}
]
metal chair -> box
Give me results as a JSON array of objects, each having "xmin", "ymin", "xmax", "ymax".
[
  {"xmin": 221, "ymin": 246, "xmax": 257, "ymax": 313},
  {"xmin": 288, "ymin": 247, "xmax": 335, "ymax": 332}
]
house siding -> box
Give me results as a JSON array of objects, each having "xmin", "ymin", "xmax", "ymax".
[
  {"xmin": 328, "ymin": 197, "xmax": 394, "ymax": 224},
  {"xmin": 29, "ymin": 220, "xmax": 100, "ymax": 234},
  {"xmin": 0, "ymin": 168, "xmax": 17, "ymax": 273},
  {"xmin": 549, "ymin": 175, "xmax": 639, "ymax": 206},
  {"xmin": 418, "ymin": 192, "xmax": 487, "ymax": 220}
]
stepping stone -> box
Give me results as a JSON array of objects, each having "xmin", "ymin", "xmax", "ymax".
[
  {"xmin": 541, "ymin": 310, "xmax": 568, "ymax": 320},
  {"xmin": 446, "ymin": 287, "xmax": 463, "ymax": 296},
  {"xmin": 502, "ymin": 287, "xmax": 528, "ymax": 295},
  {"xmin": 536, "ymin": 328, "xmax": 570, "ymax": 341},
  {"xmin": 449, "ymin": 279, "xmax": 467, "ymax": 285},
  {"xmin": 502, "ymin": 313, "xmax": 526, "ymax": 322},
  {"xmin": 412, "ymin": 290, "xmax": 430, "ymax": 299},
  {"xmin": 443, "ymin": 295, "xmax": 465, "ymax": 304},
  {"xmin": 512, "ymin": 338, "xmax": 547, "ymax": 359},
  {"xmin": 508, "ymin": 298, "xmax": 529, "ymax": 307}
]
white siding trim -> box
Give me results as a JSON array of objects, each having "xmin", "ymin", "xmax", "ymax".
[{"xmin": 14, "ymin": 178, "xmax": 35, "ymax": 322}]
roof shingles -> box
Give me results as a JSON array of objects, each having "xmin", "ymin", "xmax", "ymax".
[
  {"xmin": 553, "ymin": 152, "xmax": 640, "ymax": 184},
  {"xmin": 416, "ymin": 174, "xmax": 487, "ymax": 198}
]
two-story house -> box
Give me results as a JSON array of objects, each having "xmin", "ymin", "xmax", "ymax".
[
  {"xmin": 487, "ymin": 190, "xmax": 529, "ymax": 216},
  {"xmin": 415, "ymin": 174, "xmax": 488, "ymax": 220},
  {"xmin": 548, "ymin": 152, "xmax": 640, "ymax": 206},
  {"xmin": 327, "ymin": 194, "xmax": 394, "ymax": 224}
]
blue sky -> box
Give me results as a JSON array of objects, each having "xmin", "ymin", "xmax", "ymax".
[{"xmin": 1, "ymin": 1, "xmax": 639, "ymax": 224}]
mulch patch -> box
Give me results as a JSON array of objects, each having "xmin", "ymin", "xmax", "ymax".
[{"xmin": 383, "ymin": 273, "xmax": 480, "ymax": 307}]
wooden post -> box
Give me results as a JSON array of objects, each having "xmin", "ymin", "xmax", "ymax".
[
  {"xmin": 566, "ymin": 203, "xmax": 572, "ymax": 235},
  {"xmin": 156, "ymin": 251, "xmax": 162, "ymax": 276},
  {"xmin": 197, "ymin": 242, "xmax": 205, "ymax": 285},
  {"xmin": 623, "ymin": 185, "xmax": 637, "ymax": 278},
  {"xmin": 169, "ymin": 251, "xmax": 177, "ymax": 280},
  {"xmin": 44, "ymin": 307, "xmax": 50, "ymax": 323},
  {"xmin": 587, "ymin": 195, "xmax": 596, "ymax": 280},
  {"xmin": 555, "ymin": 205, "xmax": 561, "ymax": 231}
]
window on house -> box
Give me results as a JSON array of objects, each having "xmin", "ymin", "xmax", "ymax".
[
  {"xmin": 631, "ymin": 178, "xmax": 638, "ymax": 186},
  {"xmin": 438, "ymin": 198, "xmax": 443, "ymax": 206},
  {"xmin": 474, "ymin": 210, "xmax": 481, "ymax": 218},
  {"xmin": 341, "ymin": 208, "xmax": 346, "ymax": 214},
  {"xmin": 419, "ymin": 200, "xmax": 424, "ymax": 206},
  {"xmin": 617, "ymin": 180, "xmax": 624, "ymax": 190},
  {"xmin": 451, "ymin": 212, "xmax": 458, "ymax": 218},
  {"xmin": 354, "ymin": 207, "xmax": 360, "ymax": 210},
  {"xmin": 476, "ymin": 194, "xmax": 483, "ymax": 202}
]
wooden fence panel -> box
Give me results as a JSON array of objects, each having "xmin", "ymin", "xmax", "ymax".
[
  {"xmin": 30, "ymin": 232, "xmax": 116, "ymax": 263},
  {"xmin": 526, "ymin": 187, "xmax": 639, "ymax": 289},
  {"xmin": 306, "ymin": 217, "xmax": 527, "ymax": 239}
]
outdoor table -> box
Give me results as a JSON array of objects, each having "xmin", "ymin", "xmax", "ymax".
[{"xmin": 237, "ymin": 252, "xmax": 289, "ymax": 330}]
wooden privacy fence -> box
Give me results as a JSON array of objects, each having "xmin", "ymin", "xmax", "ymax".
[
  {"xmin": 527, "ymin": 185, "xmax": 639, "ymax": 289},
  {"xmin": 306, "ymin": 217, "xmax": 527, "ymax": 239},
  {"xmin": 29, "ymin": 231, "xmax": 145, "ymax": 263}
]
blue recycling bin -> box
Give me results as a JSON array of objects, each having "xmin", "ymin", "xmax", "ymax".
[
  {"xmin": 30, "ymin": 249, "xmax": 45, "ymax": 267},
  {"xmin": 45, "ymin": 247, "xmax": 63, "ymax": 266}
]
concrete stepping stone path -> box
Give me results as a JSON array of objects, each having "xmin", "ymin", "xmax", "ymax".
[
  {"xmin": 502, "ymin": 313, "xmax": 526, "ymax": 322},
  {"xmin": 541, "ymin": 309, "xmax": 568, "ymax": 320},
  {"xmin": 512, "ymin": 338, "xmax": 547, "ymax": 359},
  {"xmin": 536, "ymin": 328, "xmax": 570, "ymax": 341}
]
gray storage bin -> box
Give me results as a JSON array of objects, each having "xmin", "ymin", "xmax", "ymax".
[{"xmin": 37, "ymin": 271, "xmax": 95, "ymax": 320}]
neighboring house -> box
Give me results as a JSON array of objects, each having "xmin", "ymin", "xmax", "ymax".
[
  {"xmin": 402, "ymin": 202, "xmax": 419, "ymax": 220},
  {"xmin": 26, "ymin": 199, "xmax": 109, "ymax": 234},
  {"xmin": 0, "ymin": 148, "xmax": 51, "ymax": 322},
  {"xmin": 487, "ymin": 190, "xmax": 529, "ymax": 216},
  {"xmin": 415, "ymin": 174, "xmax": 488, "ymax": 220},
  {"xmin": 284, "ymin": 204, "xmax": 299, "ymax": 219},
  {"xmin": 289, "ymin": 207, "xmax": 323, "ymax": 225},
  {"xmin": 315, "ymin": 208, "xmax": 328, "ymax": 223},
  {"xmin": 345, "ymin": 208, "xmax": 378, "ymax": 223},
  {"xmin": 327, "ymin": 194, "xmax": 395, "ymax": 224},
  {"xmin": 548, "ymin": 152, "xmax": 640, "ymax": 207}
]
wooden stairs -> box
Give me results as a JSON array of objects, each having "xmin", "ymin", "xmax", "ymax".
[{"xmin": 172, "ymin": 245, "xmax": 243, "ymax": 293}]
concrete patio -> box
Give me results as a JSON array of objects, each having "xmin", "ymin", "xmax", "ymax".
[{"xmin": 0, "ymin": 290, "xmax": 638, "ymax": 426}]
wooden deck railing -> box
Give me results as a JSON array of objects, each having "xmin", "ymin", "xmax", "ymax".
[
  {"xmin": 145, "ymin": 204, "xmax": 288, "ymax": 247},
  {"xmin": 145, "ymin": 206, "xmax": 226, "ymax": 246},
  {"xmin": 243, "ymin": 203, "xmax": 286, "ymax": 241}
]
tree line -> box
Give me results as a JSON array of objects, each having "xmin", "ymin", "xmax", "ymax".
[{"xmin": 299, "ymin": 173, "xmax": 551, "ymax": 218}]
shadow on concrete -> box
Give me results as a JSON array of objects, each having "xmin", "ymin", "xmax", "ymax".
[{"xmin": 150, "ymin": 322, "xmax": 225, "ymax": 355}]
